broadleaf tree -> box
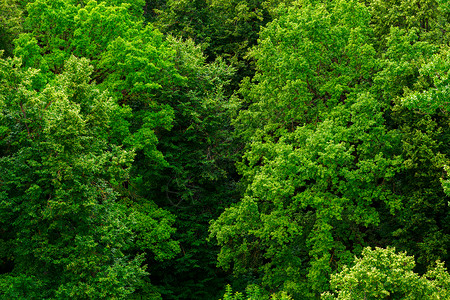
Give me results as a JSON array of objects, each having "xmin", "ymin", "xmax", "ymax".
[
  {"xmin": 210, "ymin": 0, "xmax": 407, "ymax": 297},
  {"xmin": 0, "ymin": 55, "xmax": 177, "ymax": 298}
]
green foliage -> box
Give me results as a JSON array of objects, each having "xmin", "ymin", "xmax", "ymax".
[
  {"xmin": 17, "ymin": 0, "xmax": 78, "ymax": 73},
  {"xmin": 442, "ymin": 165, "xmax": 450, "ymax": 196},
  {"xmin": 101, "ymin": 0, "xmax": 146, "ymax": 18},
  {"xmin": 402, "ymin": 48, "xmax": 450, "ymax": 114},
  {"xmin": 209, "ymin": 0, "xmax": 450, "ymax": 296},
  {"xmin": 367, "ymin": 0, "xmax": 442, "ymax": 50},
  {"xmin": 369, "ymin": 2, "xmax": 450, "ymax": 270},
  {"xmin": 153, "ymin": 36, "xmax": 235, "ymax": 200},
  {"xmin": 3, "ymin": 0, "xmax": 450, "ymax": 298},
  {"xmin": 211, "ymin": 95, "xmax": 404, "ymax": 297},
  {"xmin": 154, "ymin": 0, "xmax": 293, "ymax": 89},
  {"xmin": 221, "ymin": 284, "xmax": 292, "ymax": 300},
  {"xmin": 0, "ymin": 55, "xmax": 160, "ymax": 298},
  {"xmin": 322, "ymin": 247, "xmax": 450, "ymax": 299},
  {"xmin": 235, "ymin": 0, "xmax": 376, "ymax": 140},
  {"xmin": 138, "ymin": 36, "xmax": 239, "ymax": 300},
  {"xmin": 0, "ymin": 0, "xmax": 23, "ymax": 57},
  {"xmin": 8, "ymin": 1, "xmax": 239, "ymax": 298},
  {"xmin": 210, "ymin": 1, "xmax": 408, "ymax": 297}
]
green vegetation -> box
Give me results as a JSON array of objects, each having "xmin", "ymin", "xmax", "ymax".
[
  {"xmin": 323, "ymin": 247, "xmax": 450, "ymax": 299},
  {"xmin": 1, "ymin": 0, "xmax": 449, "ymax": 299}
]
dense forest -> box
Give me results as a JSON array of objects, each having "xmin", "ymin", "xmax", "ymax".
[{"xmin": 1, "ymin": 0, "xmax": 450, "ymax": 299}]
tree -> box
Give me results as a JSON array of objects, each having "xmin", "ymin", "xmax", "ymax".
[
  {"xmin": 135, "ymin": 36, "xmax": 239, "ymax": 300},
  {"xmin": 0, "ymin": 55, "xmax": 180, "ymax": 298},
  {"xmin": 9, "ymin": 1, "xmax": 239, "ymax": 297},
  {"xmin": 209, "ymin": 0, "xmax": 404, "ymax": 297},
  {"xmin": 370, "ymin": 5, "xmax": 450, "ymax": 271},
  {"xmin": 322, "ymin": 247, "xmax": 450, "ymax": 299},
  {"xmin": 220, "ymin": 284, "xmax": 292, "ymax": 300},
  {"xmin": 0, "ymin": 0, "xmax": 23, "ymax": 57},
  {"xmin": 154, "ymin": 0, "xmax": 294, "ymax": 90}
]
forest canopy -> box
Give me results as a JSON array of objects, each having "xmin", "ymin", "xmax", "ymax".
[{"xmin": 1, "ymin": 0, "xmax": 450, "ymax": 299}]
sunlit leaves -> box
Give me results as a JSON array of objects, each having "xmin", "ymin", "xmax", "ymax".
[
  {"xmin": 322, "ymin": 247, "xmax": 450, "ymax": 299},
  {"xmin": 210, "ymin": 0, "xmax": 405, "ymax": 297}
]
